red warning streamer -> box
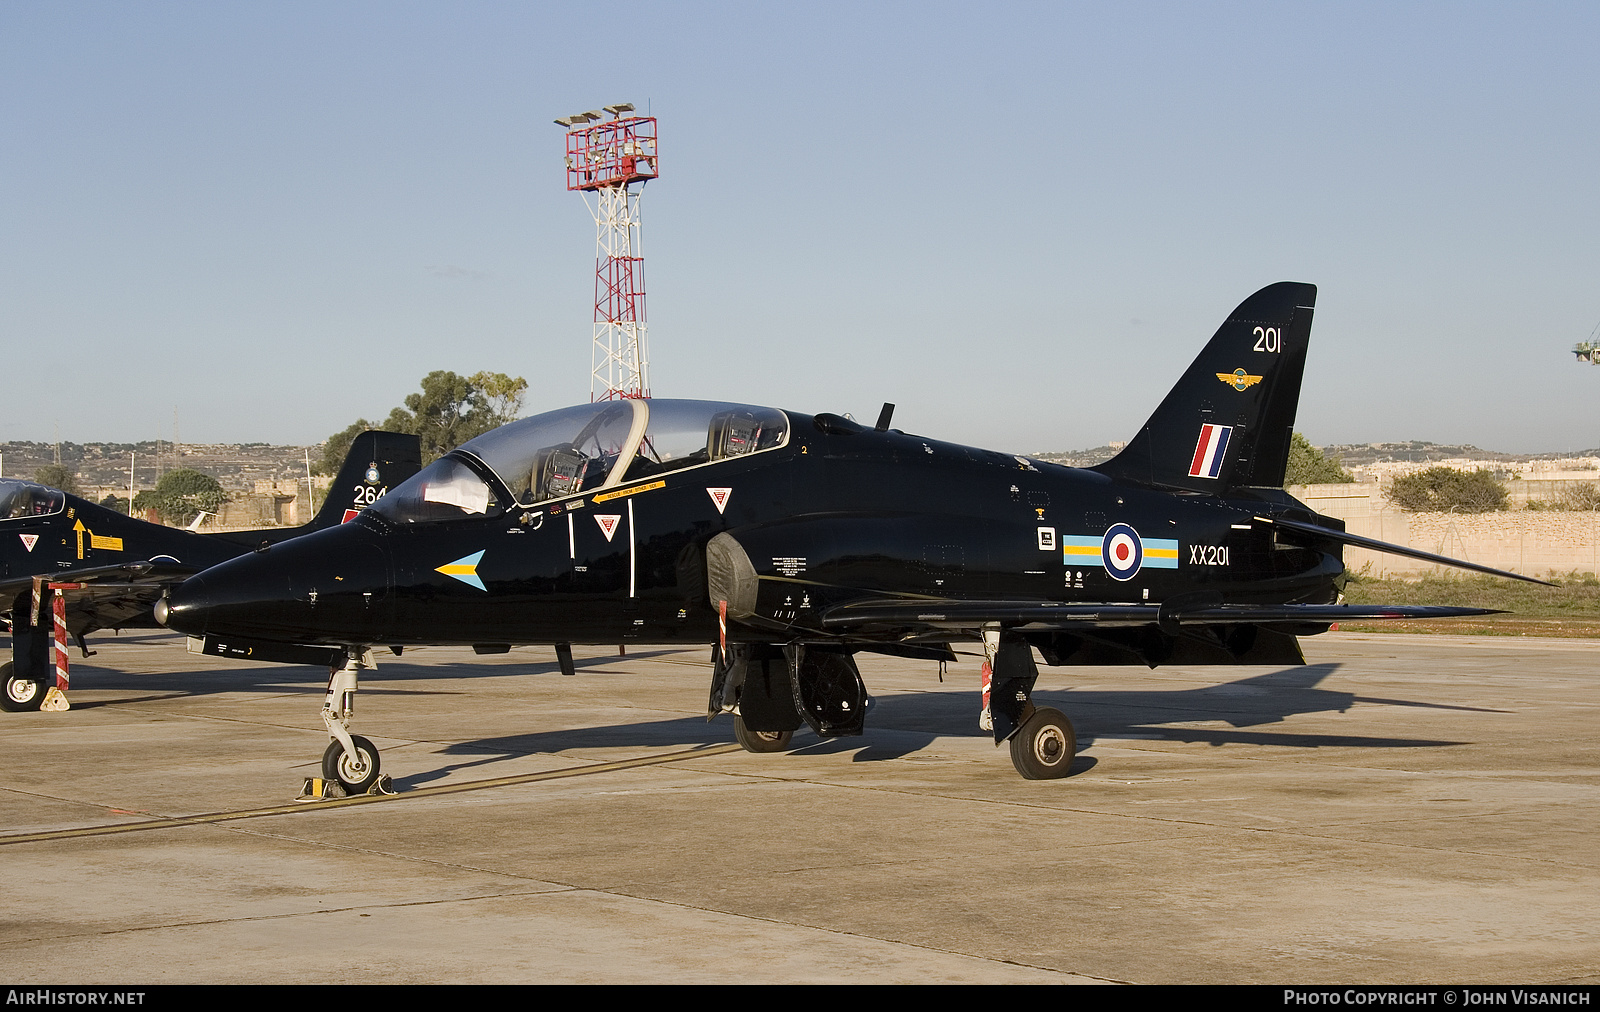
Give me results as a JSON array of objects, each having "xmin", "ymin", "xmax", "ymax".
[{"xmin": 52, "ymin": 589, "xmax": 69, "ymax": 691}]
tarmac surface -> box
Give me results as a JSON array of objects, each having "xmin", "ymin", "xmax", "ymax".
[{"xmin": 1, "ymin": 630, "xmax": 1597, "ymax": 984}]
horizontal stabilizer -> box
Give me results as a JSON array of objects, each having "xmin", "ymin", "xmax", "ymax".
[{"xmin": 1260, "ymin": 515, "xmax": 1554, "ymax": 586}]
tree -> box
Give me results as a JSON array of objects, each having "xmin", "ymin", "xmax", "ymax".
[
  {"xmin": 317, "ymin": 370, "xmax": 529, "ymax": 469},
  {"xmin": 148, "ymin": 469, "xmax": 227, "ymax": 526},
  {"xmin": 1385, "ymin": 467, "xmax": 1508, "ymax": 513},
  {"xmin": 33, "ymin": 464, "xmax": 79, "ymax": 496},
  {"xmin": 99, "ymin": 493, "xmax": 130, "ymax": 515},
  {"xmin": 1562, "ymin": 482, "xmax": 1600, "ymax": 511},
  {"xmin": 470, "ymin": 371, "xmax": 528, "ymax": 427},
  {"xmin": 1283, "ymin": 433, "xmax": 1354, "ymax": 486},
  {"xmin": 1525, "ymin": 482, "xmax": 1600, "ymax": 511}
]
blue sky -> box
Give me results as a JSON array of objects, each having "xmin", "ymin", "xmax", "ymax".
[{"xmin": 3, "ymin": 2, "xmax": 1598, "ymax": 453}]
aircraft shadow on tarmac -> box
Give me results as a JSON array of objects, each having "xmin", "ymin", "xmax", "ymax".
[
  {"xmin": 422, "ymin": 661, "xmax": 1495, "ymax": 783},
  {"xmin": 8, "ymin": 636, "xmax": 1500, "ymax": 780},
  {"xmin": 0, "ymin": 636, "xmax": 677, "ymax": 709}
]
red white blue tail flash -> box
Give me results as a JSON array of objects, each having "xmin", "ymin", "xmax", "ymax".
[{"xmin": 1188, "ymin": 424, "xmax": 1233, "ymax": 479}]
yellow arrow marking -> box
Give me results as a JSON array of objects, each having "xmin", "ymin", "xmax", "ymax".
[
  {"xmin": 72, "ymin": 519, "xmax": 123, "ymax": 560},
  {"xmin": 592, "ymin": 480, "xmax": 665, "ymax": 503}
]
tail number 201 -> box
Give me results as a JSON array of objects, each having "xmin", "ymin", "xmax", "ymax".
[{"xmin": 1253, "ymin": 326, "xmax": 1281, "ymax": 353}]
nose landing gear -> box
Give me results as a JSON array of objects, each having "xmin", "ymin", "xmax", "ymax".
[
  {"xmin": 306, "ymin": 650, "xmax": 393, "ymax": 797},
  {"xmin": 322, "ymin": 733, "xmax": 382, "ymax": 793}
]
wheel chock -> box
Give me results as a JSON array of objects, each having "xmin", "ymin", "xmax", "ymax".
[
  {"xmin": 41, "ymin": 687, "xmax": 70, "ymax": 712},
  {"xmin": 296, "ymin": 774, "xmax": 397, "ymax": 802},
  {"xmin": 296, "ymin": 777, "xmax": 348, "ymax": 802}
]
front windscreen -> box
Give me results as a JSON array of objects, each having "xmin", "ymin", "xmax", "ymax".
[
  {"xmin": 368, "ymin": 456, "xmax": 504, "ymax": 524},
  {"xmin": 459, "ymin": 401, "xmax": 644, "ymax": 505},
  {"xmin": 0, "ymin": 479, "xmax": 65, "ymax": 521}
]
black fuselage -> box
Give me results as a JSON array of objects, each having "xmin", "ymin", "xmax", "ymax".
[{"xmin": 163, "ymin": 411, "xmax": 1341, "ymax": 655}]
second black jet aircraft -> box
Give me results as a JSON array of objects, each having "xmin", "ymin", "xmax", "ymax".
[
  {"xmin": 1, "ymin": 431, "xmax": 420, "ymax": 710},
  {"xmin": 158, "ymin": 283, "xmax": 1534, "ymax": 785}
]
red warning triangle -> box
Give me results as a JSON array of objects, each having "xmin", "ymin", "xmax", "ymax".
[
  {"xmin": 19, "ymin": 533, "xmax": 38, "ymax": 552},
  {"xmin": 595, "ymin": 514, "xmax": 622, "ymax": 542},
  {"xmin": 706, "ymin": 487, "xmax": 732, "ymax": 514}
]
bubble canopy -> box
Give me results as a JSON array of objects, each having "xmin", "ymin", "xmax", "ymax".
[
  {"xmin": 0, "ymin": 479, "xmax": 65, "ymax": 522},
  {"xmin": 370, "ymin": 399, "xmax": 789, "ymax": 524}
]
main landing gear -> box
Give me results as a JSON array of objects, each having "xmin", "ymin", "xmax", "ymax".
[
  {"xmin": 708, "ymin": 635, "xmax": 1077, "ymax": 780},
  {"xmin": 733, "ymin": 715, "xmax": 792, "ymax": 753},
  {"xmin": 0, "ymin": 662, "xmax": 45, "ymax": 713},
  {"xmin": 308, "ymin": 650, "xmax": 392, "ymax": 797},
  {"xmin": 1009, "ymin": 706, "xmax": 1076, "ymax": 780},
  {"xmin": 708, "ymin": 642, "xmax": 867, "ymax": 756},
  {"xmin": 982, "ymin": 627, "xmax": 1078, "ymax": 780}
]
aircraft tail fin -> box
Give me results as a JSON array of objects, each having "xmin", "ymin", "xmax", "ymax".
[
  {"xmin": 1092, "ymin": 282, "xmax": 1317, "ymax": 492},
  {"xmin": 305, "ymin": 430, "xmax": 423, "ymax": 531}
]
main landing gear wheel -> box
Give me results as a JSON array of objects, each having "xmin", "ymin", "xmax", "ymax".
[
  {"xmin": 1, "ymin": 662, "xmax": 45, "ymax": 713},
  {"xmin": 1009, "ymin": 706, "xmax": 1076, "ymax": 780},
  {"xmin": 322, "ymin": 734, "xmax": 382, "ymax": 793},
  {"xmin": 733, "ymin": 715, "xmax": 793, "ymax": 753}
]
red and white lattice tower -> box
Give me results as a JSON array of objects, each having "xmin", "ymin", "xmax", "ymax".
[{"xmin": 556, "ymin": 104, "xmax": 659, "ymax": 400}]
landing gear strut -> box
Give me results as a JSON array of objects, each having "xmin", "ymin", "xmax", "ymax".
[
  {"xmin": 982, "ymin": 626, "xmax": 1077, "ymax": 780},
  {"xmin": 318, "ymin": 650, "xmax": 384, "ymax": 793},
  {"xmin": 4, "ymin": 594, "xmax": 50, "ymax": 713}
]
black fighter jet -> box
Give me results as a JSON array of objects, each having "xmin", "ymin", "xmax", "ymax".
[
  {"xmin": 1, "ymin": 430, "xmax": 420, "ymax": 710},
  {"xmin": 157, "ymin": 283, "xmax": 1537, "ymax": 786}
]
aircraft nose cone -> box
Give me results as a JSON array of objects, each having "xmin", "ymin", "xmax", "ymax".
[
  {"xmin": 158, "ymin": 524, "xmax": 393, "ymax": 645},
  {"xmin": 159, "ymin": 574, "xmax": 212, "ymax": 636}
]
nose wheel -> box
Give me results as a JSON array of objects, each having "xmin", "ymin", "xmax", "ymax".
[{"xmin": 322, "ymin": 734, "xmax": 382, "ymax": 793}]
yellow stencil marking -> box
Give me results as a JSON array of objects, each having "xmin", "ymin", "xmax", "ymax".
[{"xmin": 593, "ymin": 480, "xmax": 665, "ymax": 503}]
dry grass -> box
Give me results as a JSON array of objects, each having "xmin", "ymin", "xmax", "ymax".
[{"xmin": 1338, "ymin": 571, "xmax": 1600, "ymax": 637}]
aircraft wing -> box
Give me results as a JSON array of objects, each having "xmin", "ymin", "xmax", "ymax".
[
  {"xmin": 0, "ymin": 561, "xmax": 199, "ymax": 639},
  {"xmin": 819, "ymin": 598, "xmax": 1500, "ymax": 635}
]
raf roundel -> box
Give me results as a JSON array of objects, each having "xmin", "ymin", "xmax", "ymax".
[{"xmin": 1101, "ymin": 523, "xmax": 1144, "ymax": 581}]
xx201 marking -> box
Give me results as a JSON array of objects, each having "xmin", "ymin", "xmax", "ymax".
[{"xmin": 1189, "ymin": 544, "xmax": 1229, "ymax": 566}]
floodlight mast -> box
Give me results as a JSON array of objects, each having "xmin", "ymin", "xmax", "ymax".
[{"xmin": 556, "ymin": 104, "xmax": 658, "ymax": 400}]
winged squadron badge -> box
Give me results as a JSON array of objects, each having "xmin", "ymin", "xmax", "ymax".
[{"xmin": 1218, "ymin": 368, "xmax": 1263, "ymax": 391}]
